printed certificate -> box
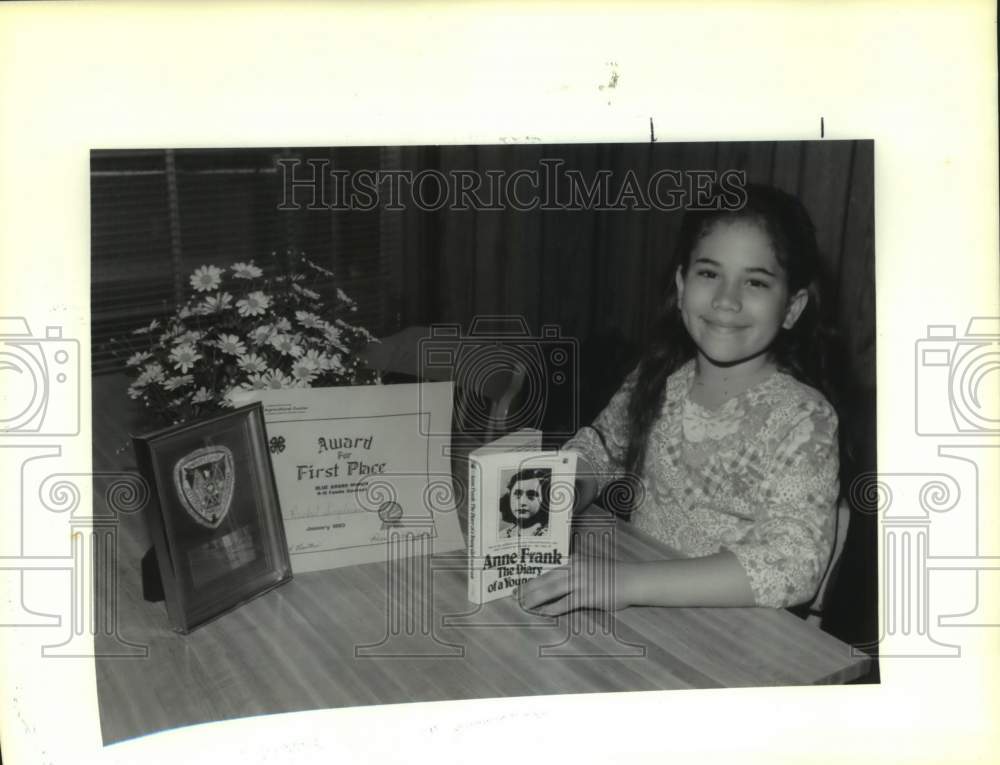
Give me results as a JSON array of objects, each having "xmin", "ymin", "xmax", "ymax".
[{"xmin": 234, "ymin": 382, "xmax": 463, "ymax": 572}]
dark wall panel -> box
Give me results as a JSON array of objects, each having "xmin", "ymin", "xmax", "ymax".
[
  {"xmin": 93, "ymin": 141, "xmax": 875, "ymax": 391},
  {"xmin": 395, "ymin": 140, "xmax": 875, "ymax": 395}
]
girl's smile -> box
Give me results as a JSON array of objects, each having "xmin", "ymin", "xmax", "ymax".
[{"xmin": 676, "ymin": 220, "xmax": 807, "ymax": 377}]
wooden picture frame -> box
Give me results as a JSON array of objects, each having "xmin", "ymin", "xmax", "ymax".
[{"xmin": 132, "ymin": 403, "xmax": 292, "ymax": 633}]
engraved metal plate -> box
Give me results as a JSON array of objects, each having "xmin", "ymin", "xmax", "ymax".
[{"xmin": 173, "ymin": 445, "xmax": 235, "ymax": 528}]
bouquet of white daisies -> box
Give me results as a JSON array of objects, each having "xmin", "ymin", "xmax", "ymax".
[{"xmin": 114, "ymin": 252, "xmax": 380, "ymax": 426}]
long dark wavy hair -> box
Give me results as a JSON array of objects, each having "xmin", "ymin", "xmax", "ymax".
[{"xmin": 620, "ymin": 183, "xmax": 849, "ymax": 508}]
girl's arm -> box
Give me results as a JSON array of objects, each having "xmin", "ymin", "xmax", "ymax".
[
  {"xmin": 518, "ymin": 550, "xmax": 755, "ymax": 615},
  {"xmin": 571, "ymin": 454, "xmax": 600, "ymax": 512},
  {"xmin": 619, "ymin": 551, "xmax": 755, "ymax": 607},
  {"xmin": 720, "ymin": 399, "xmax": 840, "ymax": 608},
  {"xmin": 561, "ymin": 368, "xmax": 641, "ymax": 513}
]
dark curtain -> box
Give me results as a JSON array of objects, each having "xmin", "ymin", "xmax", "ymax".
[{"xmin": 394, "ymin": 141, "xmax": 874, "ymax": 423}]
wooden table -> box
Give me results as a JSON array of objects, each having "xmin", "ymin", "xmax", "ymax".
[{"xmin": 92, "ymin": 374, "xmax": 872, "ymax": 745}]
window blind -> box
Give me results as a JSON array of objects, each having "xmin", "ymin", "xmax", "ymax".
[{"xmin": 90, "ymin": 147, "xmax": 400, "ymax": 375}]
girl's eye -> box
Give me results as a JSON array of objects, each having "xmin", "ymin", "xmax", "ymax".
[
  {"xmin": 746, "ymin": 279, "xmax": 770, "ymax": 289},
  {"xmin": 695, "ymin": 269, "xmax": 717, "ymax": 279}
]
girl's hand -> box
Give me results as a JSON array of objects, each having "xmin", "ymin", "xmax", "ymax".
[{"xmin": 517, "ymin": 557, "xmax": 634, "ymax": 616}]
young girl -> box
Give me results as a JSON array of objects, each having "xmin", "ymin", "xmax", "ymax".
[{"xmin": 519, "ymin": 184, "xmax": 841, "ymax": 614}]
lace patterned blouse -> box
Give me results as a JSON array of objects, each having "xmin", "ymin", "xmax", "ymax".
[{"xmin": 564, "ymin": 360, "xmax": 839, "ymax": 608}]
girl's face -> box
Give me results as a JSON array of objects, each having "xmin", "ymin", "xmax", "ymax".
[{"xmin": 675, "ymin": 220, "xmax": 808, "ymax": 374}]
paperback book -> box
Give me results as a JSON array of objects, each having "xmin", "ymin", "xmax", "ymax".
[{"xmin": 467, "ymin": 430, "xmax": 577, "ymax": 604}]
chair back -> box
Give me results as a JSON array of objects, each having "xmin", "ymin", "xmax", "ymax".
[
  {"xmin": 362, "ymin": 325, "xmax": 532, "ymax": 443},
  {"xmin": 361, "ymin": 326, "xmax": 530, "ymax": 536},
  {"xmin": 806, "ymin": 498, "xmax": 851, "ymax": 626}
]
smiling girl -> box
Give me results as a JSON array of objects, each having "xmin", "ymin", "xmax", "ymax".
[{"xmin": 519, "ymin": 184, "xmax": 841, "ymax": 614}]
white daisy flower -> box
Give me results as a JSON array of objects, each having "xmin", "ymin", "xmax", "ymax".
[
  {"xmin": 292, "ymin": 350, "xmax": 323, "ymax": 372},
  {"xmin": 201, "ymin": 292, "xmax": 234, "ymax": 314},
  {"xmin": 132, "ymin": 319, "xmax": 160, "ymax": 335},
  {"xmin": 127, "ymin": 383, "xmax": 145, "ymax": 399},
  {"xmin": 169, "ymin": 343, "xmax": 201, "ymax": 373},
  {"xmin": 305, "ymin": 258, "xmax": 335, "ymax": 276},
  {"xmin": 292, "ymin": 283, "xmax": 321, "ymax": 300},
  {"xmin": 237, "ymin": 352, "xmax": 268, "ymax": 373},
  {"xmin": 301, "ymin": 349, "xmax": 325, "ymax": 368},
  {"xmin": 269, "ymin": 333, "xmax": 304, "ymax": 357},
  {"xmin": 160, "ymin": 323, "xmax": 182, "ymax": 339},
  {"xmin": 295, "ymin": 310, "xmax": 324, "ymax": 329},
  {"xmin": 192, "ymin": 387, "xmax": 214, "ymax": 403},
  {"xmin": 248, "ymin": 324, "xmax": 275, "ymax": 345},
  {"xmin": 275, "ymin": 317, "xmax": 292, "ymax": 332},
  {"xmin": 173, "ymin": 330, "xmax": 203, "ymax": 346},
  {"xmin": 215, "ymin": 334, "xmax": 247, "ymax": 356},
  {"xmin": 262, "ymin": 369, "xmax": 292, "ymax": 390},
  {"xmin": 236, "ymin": 291, "xmax": 270, "ymax": 317},
  {"xmin": 322, "ymin": 323, "xmax": 348, "ymax": 352},
  {"xmin": 126, "ymin": 351, "xmax": 151, "ymax": 367},
  {"xmin": 239, "ymin": 373, "xmax": 269, "ymax": 391},
  {"xmin": 231, "ymin": 262, "xmax": 263, "ymax": 279},
  {"xmin": 290, "ymin": 355, "xmax": 320, "ymax": 382},
  {"xmin": 138, "ymin": 363, "xmax": 165, "ymax": 384},
  {"xmin": 190, "ymin": 265, "xmax": 223, "ymax": 292},
  {"xmin": 163, "ymin": 374, "xmax": 194, "ymax": 391}
]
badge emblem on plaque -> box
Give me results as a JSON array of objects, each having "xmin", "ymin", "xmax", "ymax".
[{"xmin": 173, "ymin": 445, "xmax": 235, "ymax": 528}]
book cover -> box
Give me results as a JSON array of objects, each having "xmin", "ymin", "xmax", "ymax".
[{"xmin": 468, "ymin": 431, "xmax": 576, "ymax": 604}]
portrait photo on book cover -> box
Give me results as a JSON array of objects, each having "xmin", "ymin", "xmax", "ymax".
[
  {"xmin": 89, "ymin": 139, "xmax": 876, "ymax": 745},
  {"xmin": 498, "ymin": 467, "xmax": 552, "ymax": 539}
]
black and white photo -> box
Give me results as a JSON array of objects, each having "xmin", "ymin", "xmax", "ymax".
[{"xmin": 89, "ymin": 140, "xmax": 877, "ymax": 742}]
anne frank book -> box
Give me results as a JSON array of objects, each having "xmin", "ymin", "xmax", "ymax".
[{"xmin": 467, "ymin": 430, "xmax": 577, "ymax": 604}]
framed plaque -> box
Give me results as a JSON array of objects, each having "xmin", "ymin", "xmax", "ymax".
[{"xmin": 132, "ymin": 403, "xmax": 292, "ymax": 633}]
